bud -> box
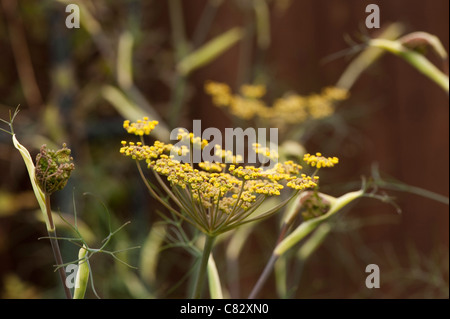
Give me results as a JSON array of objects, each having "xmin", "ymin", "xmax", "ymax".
[
  {"xmin": 301, "ymin": 191, "xmax": 331, "ymax": 221},
  {"xmin": 274, "ymin": 189, "xmax": 364, "ymax": 257},
  {"xmin": 74, "ymin": 245, "xmax": 89, "ymax": 299},
  {"xmin": 35, "ymin": 144, "xmax": 75, "ymax": 195}
]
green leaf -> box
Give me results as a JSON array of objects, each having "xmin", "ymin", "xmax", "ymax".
[
  {"xmin": 177, "ymin": 27, "xmax": 243, "ymax": 76},
  {"xmin": 140, "ymin": 223, "xmax": 167, "ymax": 287},
  {"xmin": 12, "ymin": 135, "xmax": 51, "ymax": 230},
  {"xmin": 117, "ymin": 31, "xmax": 134, "ymax": 89}
]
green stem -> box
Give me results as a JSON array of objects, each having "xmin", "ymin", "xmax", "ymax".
[
  {"xmin": 45, "ymin": 194, "xmax": 72, "ymax": 299},
  {"xmin": 336, "ymin": 23, "xmax": 405, "ymax": 91},
  {"xmin": 192, "ymin": 0, "xmax": 220, "ymax": 48},
  {"xmin": 169, "ymin": 75, "xmax": 187, "ymax": 127},
  {"xmin": 168, "ymin": 0, "xmax": 188, "ymax": 60},
  {"xmin": 248, "ymin": 254, "xmax": 278, "ymax": 299},
  {"xmin": 168, "ymin": 0, "xmax": 189, "ymax": 127},
  {"xmin": 192, "ymin": 235, "xmax": 216, "ymax": 299},
  {"xmin": 247, "ymin": 220, "xmax": 291, "ymax": 299},
  {"xmin": 369, "ymin": 38, "xmax": 449, "ymax": 93}
]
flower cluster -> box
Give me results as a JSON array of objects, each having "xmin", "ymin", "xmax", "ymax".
[
  {"xmin": 303, "ymin": 152, "xmax": 339, "ymax": 168},
  {"xmin": 204, "ymin": 81, "xmax": 349, "ymax": 124},
  {"xmin": 123, "ymin": 117, "xmax": 159, "ymax": 136},
  {"xmin": 120, "ymin": 118, "xmax": 339, "ymax": 235},
  {"xmin": 120, "ymin": 140, "xmax": 172, "ymax": 165},
  {"xmin": 286, "ymin": 174, "xmax": 320, "ymax": 191}
]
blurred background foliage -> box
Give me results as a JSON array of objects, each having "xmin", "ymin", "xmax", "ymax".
[{"xmin": 0, "ymin": 0, "xmax": 448, "ymax": 298}]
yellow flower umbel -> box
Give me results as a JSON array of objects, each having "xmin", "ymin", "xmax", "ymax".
[
  {"xmin": 120, "ymin": 117, "xmax": 340, "ymax": 298},
  {"xmin": 120, "ymin": 117, "xmax": 339, "ymax": 236},
  {"xmin": 204, "ymin": 81, "xmax": 349, "ymax": 125}
]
